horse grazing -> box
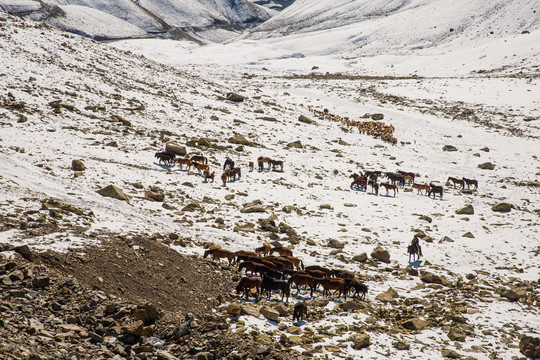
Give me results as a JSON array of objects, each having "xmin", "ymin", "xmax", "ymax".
[
  {"xmin": 262, "ymin": 275, "xmax": 290, "ymax": 302},
  {"xmin": 412, "ymin": 183, "xmax": 429, "ymax": 195},
  {"xmin": 192, "ymin": 161, "xmax": 209, "ymax": 174},
  {"xmin": 155, "ymin": 151, "xmax": 175, "ymax": 166},
  {"xmin": 305, "ymin": 265, "xmax": 333, "ymax": 277},
  {"xmin": 293, "ymin": 301, "xmax": 308, "ymax": 322},
  {"xmin": 428, "ymin": 183, "xmax": 443, "ymax": 199},
  {"xmin": 381, "ymin": 182, "xmax": 399, "ymax": 197},
  {"xmin": 203, "ymin": 248, "xmax": 236, "ymax": 265},
  {"xmin": 407, "ymin": 237, "xmax": 423, "ymax": 262},
  {"xmin": 283, "ymin": 255, "xmax": 304, "ymax": 270},
  {"xmin": 270, "ymin": 159, "xmax": 284, "ymax": 172},
  {"xmin": 248, "ymin": 161, "xmax": 254, "ymax": 172},
  {"xmin": 238, "ymin": 261, "xmax": 259, "ymax": 276},
  {"xmin": 203, "ymin": 170, "xmax": 215, "ymax": 183},
  {"xmin": 447, "ymin": 176, "xmax": 465, "ymax": 189},
  {"xmin": 345, "ymin": 279, "xmax": 368, "ymax": 300},
  {"xmin": 315, "ymin": 277, "xmax": 347, "ymax": 299},
  {"xmin": 221, "ymin": 172, "xmax": 228, "ymax": 187},
  {"xmin": 332, "ymin": 269, "xmax": 355, "ymax": 280},
  {"xmin": 223, "ymin": 158, "xmax": 234, "ymax": 171},
  {"xmin": 190, "ymin": 155, "xmax": 207, "ymax": 164},
  {"xmin": 175, "ymin": 157, "xmax": 192, "ymax": 170},
  {"xmin": 288, "ymin": 273, "xmax": 315, "ymax": 296},
  {"xmin": 236, "ymin": 277, "xmax": 262, "ymax": 300},
  {"xmin": 463, "ymin": 177, "xmax": 478, "ymax": 190},
  {"xmin": 269, "ymin": 246, "xmax": 293, "ymax": 257},
  {"xmin": 255, "ymin": 242, "xmax": 272, "ymax": 256}
]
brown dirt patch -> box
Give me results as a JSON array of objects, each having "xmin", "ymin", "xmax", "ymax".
[{"xmin": 39, "ymin": 234, "xmax": 237, "ymax": 318}]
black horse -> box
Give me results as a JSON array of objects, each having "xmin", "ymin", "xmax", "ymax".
[
  {"xmin": 408, "ymin": 237, "xmax": 423, "ymax": 262},
  {"xmin": 223, "ymin": 158, "xmax": 235, "ymax": 171},
  {"xmin": 345, "ymin": 279, "xmax": 368, "ymax": 300},
  {"xmin": 262, "ymin": 274, "xmax": 290, "ymax": 302},
  {"xmin": 154, "ymin": 151, "xmax": 175, "ymax": 166},
  {"xmin": 428, "ymin": 184, "xmax": 444, "ymax": 199},
  {"xmin": 463, "ymin": 177, "xmax": 478, "ymax": 190},
  {"xmin": 270, "ymin": 159, "xmax": 284, "ymax": 172}
]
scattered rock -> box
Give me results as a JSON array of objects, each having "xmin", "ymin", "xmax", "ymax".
[
  {"xmin": 448, "ymin": 328, "xmax": 467, "ymax": 342},
  {"xmin": 371, "ymin": 113, "xmax": 384, "ymax": 120},
  {"xmin": 419, "ymin": 215, "xmax": 432, "ymax": 223},
  {"xmin": 273, "ymin": 303, "xmax": 289, "ymax": 316},
  {"xmin": 228, "ymin": 134, "xmax": 251, "ymax": 146},
  {"xmin": 371, "ymin": 246, "xmax": 390, "ymax": 263},
  {"xmin": 226, "ymin": 92, "xmax": 245, "ymax": 102},
  {"xmin": 375, "ymin": 287, "xmax": 399, "ymax": 303},
  {"xmin": 71, "ymin": 159, "xmax": 86, "ymax": 171},
  {"xmin": 97, "ymin": 185, "xmax": 130, "ymax": 202},
  {"xmin": 499, "ymin": 288, "xmax": 520, "ymax": 302},
  {"xmin": 402, "ymin": 318, "xmax": 427, "ymax": 331},
  {"xmin": 420, "ymin": 271, "xmax": 443, "ymax": 284},
  {"xmin": 134, "ymin": 303, "xmax": 159, "ymax": 325},
  {"xmin": 260, "ymin": 306, "xmax": 280, "ymax": 322},
  {"xmin": 443, "ymin": 145, "xmax": 458, "ymax": 152},
  {"xmin": 441, "ymin": 349, "xmax": 461, "ymax": 358},
  {"xmin": 394, "ymin": 341, "xmax": 410, "ymax": 350},
  {"xmin": 12, "ymin": 245, "xmax": 34, "ymax": 261},
  {"xmin": 242, "ymin": 304, "xmax": 260, "ymax": 318},
  {"xmin": 348, "ymin": 333, "xmax": 370, "ymax": 349},
  {"xmin": 352, "ymin": 253, "xmax": 368, "ymax": 262},
  {"xmin": 478, "ymin": 162, "xmax": 495, "ymax": 170},
  {"xmin": 286, "ymin": 140, "xmax": 303, "ymax": 149},
  {"xmin": 240, "ymin": 206, "xmax": 265, "ymax": 213},
  {"xmin": 462, "ymin": 232, "xmax": 474, "ymax": 238},
  {"xmin": 456, "ymin": 205, "xmax": 474, "ymax": 215},
  {"xmin": 145, "ymin": 190, "xmax": 165, "ymax": 202},
  {"xmin": 519, "ymin": 335, "xmax": 540, "ymax": 359},
  {"xmin": 182, "ymin": 203, "xmax": 204, "ymax": 212},
  {"xmin": 328, "ymin": 239, "xmax": 345, "ymax": 249},
  {"xmin": 298, "ymin": 115, "xmax": 315, "ymax": 124},
  {"xmin": 492, "ymin": 203, "xmax": 512, "ymax": 213}
]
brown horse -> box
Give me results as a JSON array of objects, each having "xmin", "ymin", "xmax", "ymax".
[
  {"xmin": 264, "ymin": 256, "xmax": 294, "ymax": 271},
  {"xmin": 255, "ymin": 242, "xmax": 272, "ymax": 256},
  {"xmin": 203, "ymin": 248, "xmax": 236, "ymax": 265},
  {"xmin": 412, "ymin": 183, "xmax": 429, "ymax": 195},
  {"xmin": 248, "ymin": 161, "xmax": 254, "ymax": 171},
  {"xmin": 191, "ymin": 155, "xmax": 207, "ymax": 164},
  {"xmin": 236, "ymin": 277, "xmax": 262, "ymax": 300},
  {"xmin": 381, "ymin": 182, "xmax": 398, "ymax": 197},
  {"xmin": 269, "ymin": 246, "xmax": 293, "ymax": 257},
  {"xmin": 305, "ymin": 265, "xmax": 333, "ymax": 277},
  {"xmin": 332, "ymin": 269, "xmax": 355, "ymax": 280},
  {"xmin": 283, "ymin": 255, "xmax": 304, "ymax": 270},
  {"xmin": 258, "ymin": 156, "xmax": 272, "ymax": 171},
  {"xmin": 447, "ymin": 176, "xmax": 465, "ymax": 189},
  {"xmin": 315, "ymin": 278, "xmax": 346, "ymax": 299},
  {"xmin": 288, "ymin": 273, "xmax": 315, "ymax": 296},
  {"xmin": 238, "ymin": 261, "xmax": 259, "ymax": 275},
  {"xmin": 408, "ymin": 237, "xmax": 423, "ymax": 262},
  {"xmin": 203, "ymin": 169, "xmax": 215, "ymax": 183},
  {"xmin": 221, "ymin": 172, "xmax": 228, "ymax": 187},
  {"xmin": 192, "ymin": 161, "xmax": 209, "ymax": 174},
  {"xmin": 175, "ymin": 157, "xmax": 192, "ymax": 170},
  {"xmin": 293, "ymin": 301, "xmax": 308, "ymax": 322}
]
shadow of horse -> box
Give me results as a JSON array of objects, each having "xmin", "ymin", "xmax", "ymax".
[
  {"xmin": 153, "ymin": 162, "xmax": 172, "ymax": 170},
  {"xmin": 408, "ymin": 260, "xmax": 422, "ymax": 268}
]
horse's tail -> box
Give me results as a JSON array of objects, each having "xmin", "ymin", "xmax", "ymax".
[{"xmin": 300, "ymin": 260, "xmax": 304, "ymax": 270}]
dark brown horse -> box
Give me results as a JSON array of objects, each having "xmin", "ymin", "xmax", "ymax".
[
  {"xmin": 407, "ymin": 237, "xmax": 422, "ymax": 262},
  {"xmin": 345, "ymin": 279, "xmax": 368, "ymax": 300},
  {"xmin": 155, "ymin": 152, "xmax": 175, "ymax": 166},
  {"xmin": 191, "ymin": 155, "xmax": 207, "ymax": 164},
  {"xmin": 463, "ymin": 177, "xmax": 478, "ymax": 190},
  {"xmin": 428, "ymin": 183, "xmax": 443, "ymax": 199},
  {"xmin": 447, "ymin": 176, "xmax": 465, "ymax": 189},
  {"xmin": 288, "ymin": 273, "xmax": 315, "ymax": 296},
  {"xmin": 293, "ymin": 301, "xmax": 308, "ymax": 322},
  {"xmin": 270, "ymin": 159, "xmax": 284, "ymax": 172},
  {"xmin": 203, "ymin": 169, "xmax": 215, "ymax": 183},
  {"xmin": 236, "ymin": 277, "xmax": 262, "ymax": 300}
]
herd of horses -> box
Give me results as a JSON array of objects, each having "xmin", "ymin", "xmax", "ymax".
[
  {"xmin": 204, "ymin": 242, "xmax": 369, "ymax": 321},
  {"xmin": 349, "ymin": 170, "xmax": 478, "ymax": 199},
  {"xmin": 154, "ymin": 151, "xmax": 285, "ymax": 187}
]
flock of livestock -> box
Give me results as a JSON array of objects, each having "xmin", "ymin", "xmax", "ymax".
[
  {"xmin": 203, "ymin": 242, "xmax": 368, "ymax": 321},
  {"xmin": 309, "ymin": 108, "xmax": 398, "ymax": 145}
]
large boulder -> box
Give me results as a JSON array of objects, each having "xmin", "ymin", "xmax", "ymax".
[
  {"xmin": 226, "ymin": 92, "xmax": 245, "ymax": 102},
  {"xmin": 72, "ymin": 159, "xmax": 86, "ymax": 171},
  {"xmin": 228, "ymin": 134, "xmax": 251, "ymax": 146},
  {"xmin": 260, "ymin": 306, "xmax": 280, "ymax": 322},
  {"xmin": 298, "ymin": 115, "xmax": 315, "ymax": 124},
  {"xmin": 456, "ymin": 205, "xmax": 474, "ymax": 215},
  {"xmin": 478, "ymin": 162, "xmax": 495, "ymax": 170},
  {"xmin": 420, "ymin": 271, "xmax": 443, "ymax": 284},
  {"xmin": 371, "ymin": 246, "xmax": 390, "ymax": 263},
  {"xmin": 492, "ymin": 203, "xmax": 512, "ymax": 213},
  {"xmin": 97, "ymin": 185, "xmax": 130, "ymax": 202},
  {"xmin": 165, "ymin": 143, "xmax": 187, "ymax": 156},
  {"xmin": 443, "ymin": 145, "xmax": 458, "ymax": 152},
  {"xmin": 134, "ymin": 303, "xmax": 159, "ymax": 325},
  {"xmin": 402, "ymin": 318, "xmax": 428, "ymax": 331},
  {"xmin": 375, "ymin": 287, "xmax": 399, "ymax": 303}
]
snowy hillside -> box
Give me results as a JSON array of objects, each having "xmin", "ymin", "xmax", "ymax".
[{"xmin": 1, "ymin": 7, "xmax": 540, "ymax": 360}]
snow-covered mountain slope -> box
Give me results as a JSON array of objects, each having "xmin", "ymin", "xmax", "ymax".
[
  {"xmin": 247, "ymin": 0, "xmax": 540, "ymax": 56},
  {"xmin": 1, "ymin": 12, "xmax": 539, "ymax": 360},
  {"xmin": 0, "ymin": 0, "xmax": 271, "ymax": 41}
]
